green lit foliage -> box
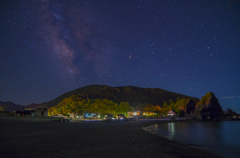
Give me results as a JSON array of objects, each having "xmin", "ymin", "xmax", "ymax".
[
  {"xmin": 47, "ymin": 93, "xmax": 194, "ymax": 117},
  {"xmin": 0, "ymin": 107, "xmax": 5, "ymax": 111},
  {"xmin": 143, "ymin": 104, "xmax": 162, "ymax": 112},
  {"xmin": 161, "ymin": 98, "xmax": 190, "ymax": 115},
  {"xmin": 195, "ymin": 92, "xmax": 213, "ymax": 110},
  {"xmin": 48, "ymin": 95, "xmax": 134, "ymax": 116}
]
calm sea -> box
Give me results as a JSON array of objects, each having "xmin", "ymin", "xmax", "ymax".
[{"xmin": 145, "ymin": 121, "xmax": 240, "ymax": 158}]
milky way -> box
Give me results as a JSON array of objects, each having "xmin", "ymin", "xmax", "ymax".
[{"xmin": 37, "ymin": 1, "xmax": 116, "ymax": 79}]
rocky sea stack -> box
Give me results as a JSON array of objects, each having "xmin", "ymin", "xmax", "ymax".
[
  {"xmin": 184, "ymin": 99, "xmax": 196, "ymax": 115},
  {"xmin": 194, "ymin": 92, "xmax": 224, "ymax": 120}
]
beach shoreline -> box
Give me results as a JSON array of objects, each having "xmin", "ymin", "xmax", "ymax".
[{"xmin": 0, "ymin": 118, "xmax": 223, "ymax": 158}]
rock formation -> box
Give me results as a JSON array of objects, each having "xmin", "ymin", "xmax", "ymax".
[
  {"xmin": 185, "ymin": 99, "xmax": 196, "ymax": 115},
  {"xmin": 176, "ymin": 99, "xmax": 196, "ymax": 117},
  {"xmin": 225, "ymin": 108, "xmax": 237, "ymax": 117},
  {"xmin": 194, "ymin": 92, "xmax": 224, "ymax": 120}
]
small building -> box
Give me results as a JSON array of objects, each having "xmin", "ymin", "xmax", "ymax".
[
  {"xmin": 23, "ymin": 109, "xmax": 35, "ymax": 116},
  {"xmin": 13, "ymin": 110, "xmax": 32, "ymax": 116},
  {"xmin": 142, "ymin": 111, "xmax": 157, "ymax": 116},
  {"xmin": 233, "ymin": 114, "xmax": 240, "ymax": 120},
  {"xmin": 167, "ymin": 110, "xmax": 177, "ymax": 116},
  {"xmin": 128, "ymin": 111, "xmax": 141, "ymax": 118},
  {"xmin": 128, "ymin": 111, "xmax": 157, "ymax": 119},
  {"xmin": 50, "ymin": 115, "xmax": 61, "ymax": 118},
  {"xmin": 116, "ymin": 114, "xmax": 127, "ymax": 120},
  {"xmin": 70, "ymin": 113, "xmax": 84, "ymax": 120},
  {"xmin": 23, "ymin": 108, "xmax": 34, "ymax": 111},
  {"xmin": 35, "ymin": 108, "xmax": 48, "ymax": 117},
  {"xmin": 0, "ymin": 111, "xmax": 11, "ymax": 116},
  {"xmin": 57, "ymin": 114, "xmax": 69, "ymax": 119}
]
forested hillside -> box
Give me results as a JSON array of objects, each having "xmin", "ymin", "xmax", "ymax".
[{"xmin": 26, "ymin": 85, "xmax": 200, "ymax": 109}]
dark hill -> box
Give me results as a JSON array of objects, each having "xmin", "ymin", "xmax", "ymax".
[
  {"xmin": 26, "ymin": 85, "xmax": 200, "ymax": 109},
  {"xmin": 0, "ymin": 101, "xmax": 24, "ymax": 111}
]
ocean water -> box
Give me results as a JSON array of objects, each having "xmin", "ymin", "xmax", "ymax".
[{"xmin": 145, "ymin": 121, "xmax": 240, "ymax": 158}]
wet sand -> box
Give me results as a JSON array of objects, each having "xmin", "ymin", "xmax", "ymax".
[{"xmin": 0, "ymin": 119, "xmax": 223, "ymax": 158}]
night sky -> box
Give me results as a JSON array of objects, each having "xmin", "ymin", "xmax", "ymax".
[{"xmin": 0, "ymin": 0, "xmax": 239, "ymax": 112}]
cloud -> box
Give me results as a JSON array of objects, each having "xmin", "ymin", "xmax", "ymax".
[{"xmin": 221, "ymin": 96, "xmax": 236, "ymax": 99}]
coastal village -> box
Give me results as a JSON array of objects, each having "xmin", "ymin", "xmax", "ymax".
[
  {"xmin": 0, "ymin": 107, "xmax": 180, "ymax": 121},
  {"xmin": 0, "ymin": 86, "xmax": 239, "ymax": 121},
  {"xmin": 0, "ymin": 105, "xmax": 239, "ymax": 122}
]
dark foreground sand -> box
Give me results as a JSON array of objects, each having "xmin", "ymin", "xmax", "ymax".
[{"xmin": 0, "ymin": 119, "xmax": 223, "ymax": 158}]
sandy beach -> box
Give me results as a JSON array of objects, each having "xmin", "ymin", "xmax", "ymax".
[{"xmin": 0, "ymin": 118, "xmax": 223, "ymax": 158}]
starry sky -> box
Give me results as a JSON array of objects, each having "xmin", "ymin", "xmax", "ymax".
[{"xmin": 0, "ymin": 0, "xmax": 240, "ymax": 112}]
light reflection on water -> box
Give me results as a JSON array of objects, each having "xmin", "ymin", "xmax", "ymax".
[
  {"xmin": 168, "ymin": 123, "xmax": 175, "ymax": 139},
  {"xmin": 145, "ymin": 121, "xmax": 240, "ymax": 158}
]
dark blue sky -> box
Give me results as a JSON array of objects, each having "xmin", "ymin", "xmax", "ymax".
[{"xmin": 0, "ymin": 0, "xmax": 239, "ymax": 112}]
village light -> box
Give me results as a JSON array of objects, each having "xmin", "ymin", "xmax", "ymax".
[{"xmin": 133, "ymin": 112, "xmax": 137, "ymax": 116}]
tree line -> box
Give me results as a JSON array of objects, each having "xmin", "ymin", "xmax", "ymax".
[
  {"xmin": 48, "ymin": 95, "xmax": 191, "ymax": 116},
  {"xmin": 48, "ymin": 95, "xmax": 134, "ymax": 116}
]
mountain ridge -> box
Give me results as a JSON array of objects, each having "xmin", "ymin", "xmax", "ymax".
[
  {"xmin": 25, "ymin": 84, "xmax": 200, "ymax": 109},
  {"xmin": 0, "ymin": 101, "xmax": 24, "ymax": 111}
]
